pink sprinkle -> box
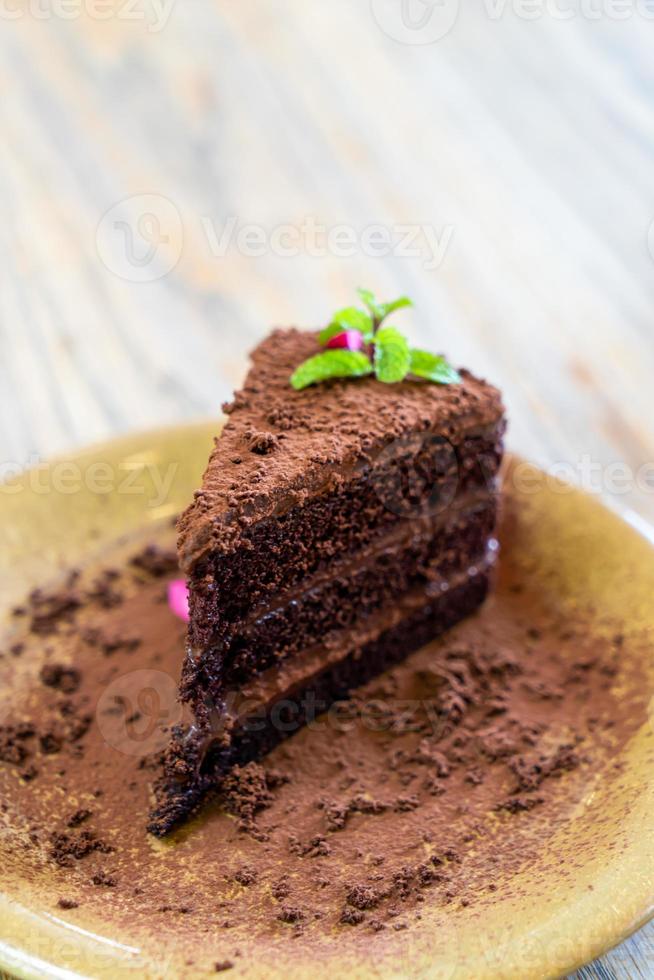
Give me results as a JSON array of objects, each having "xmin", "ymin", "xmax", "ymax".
[
  {"xmin": 168, "ymin": 579, "xmax": 189, "ymax": 623},
  {"xmin": 325, "ymin": 330, "xmax": 364, "ymax": 351}
]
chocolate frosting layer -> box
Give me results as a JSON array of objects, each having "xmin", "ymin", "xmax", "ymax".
[{"xmin": 177, "ymin": 329, "xmax": 505, "ymax": 570}]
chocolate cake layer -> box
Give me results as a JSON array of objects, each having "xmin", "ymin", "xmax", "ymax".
[
  {"xmin": 183, "ymin": 499, "xmax": 497, "ymax": 703},
  {"xmin": 149, "ymin": 568, "xmax": 491, "ymax": 836},
  {"xmin": 185, "ymin": 429, "xmax": 502, "ymax": 644}
]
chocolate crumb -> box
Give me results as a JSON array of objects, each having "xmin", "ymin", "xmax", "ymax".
[
  {"xmin": 277, "ymin": 906, "xmax": 305, "ymax": 924},
  {"xmin": 130, "ymin": 546, "xmax": 178, "ymax": 578},
  {"xmin": 496, "ymin": 796, "xmax": 545, "ymax": 814},
  {"xmin": 57, "ymin": 898, "xmax": 79, "ymax": 910},
  {"xmin": 346, "ymin": 884, "xmax": 383, "ymax": 911},
  {"xmin": 83, "ymin": 627, "xmax": 141, "ymax": 656},
  {"xmin": 340, "ymin": 907, "xmax": 365, "ymax": 926},
  {"xmin": 92, "ymin": 871, "xmax": 118, "ymax": 887},
  {"xmin": 49, "ymin": 831, "xmax": 113, "ymax": 867},
  {"xmin": 39, "ymin": 732, "xmax": 63, "ymax": 755},
  {"xmin": 394, "ymin": 795, "xmax": 420, "ymax": 812},
  {"xmin": 222, "ymin": 763, "xmax": 285, "ymax": 834},
  {"xmin": 0, "ymin": 725, "xmax": 33, "ymax": 765},
  {"xmin": 67, "ymin": 808, "xmax": 92, "ymax": 828},
  {"xmin": 272, "ymin": 876, "xmax": 291, "ymax": 900},
  {"xmin": 29, "ymin": 588, "xmax": 81, "ymax": 634},
  {"xmin": 509, "ymin": 743, "xmax": 580, "ymax": 792},
  {"xmin": 40, "ymin": 664, "xmax": 81, "ymax": 694},
  {"xmin": 233, "ymin": 866, "xmax": 257, "ymax": 886},
  {"xmin": 246, "ymin": 429, "xmax": 280, "ymax": 455}
]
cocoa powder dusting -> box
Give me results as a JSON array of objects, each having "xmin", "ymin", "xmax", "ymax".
[{"xmin": 0, "ymin": 512, "xmax": 649, "ymax": 973}]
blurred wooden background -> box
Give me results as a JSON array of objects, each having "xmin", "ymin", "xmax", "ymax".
[{"xmin": 0, "ymin": 1, "xmax": 653, "ymax": 976}]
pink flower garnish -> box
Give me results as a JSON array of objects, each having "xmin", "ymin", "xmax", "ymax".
[
  {"xmin": 168, "ymin": 579, "xmax": 189, "ymax": 623},
  {"xmin": 325, "ymin": 330, "xmax": 365, "ymax": 352}
]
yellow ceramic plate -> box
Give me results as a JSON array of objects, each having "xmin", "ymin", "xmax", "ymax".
[{"xmin": 0, "ymin": 422, "xmax": 653, "ymax": 980}]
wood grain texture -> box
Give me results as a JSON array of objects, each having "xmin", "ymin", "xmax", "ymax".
[{"xmin": 0, "ymin": 2, "xmax": 653, "ymax": 977}]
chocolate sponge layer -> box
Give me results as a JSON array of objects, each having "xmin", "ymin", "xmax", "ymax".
[
  {"xmin": 182, "ymin": 498, "xmax": 497, "ymax": 706},
  {"xmin": 186, "ymin": 428, "xmax": 502, "ymax": 649},
  {"xmin": 149, "ymin": 570, "xmax": 490, "ymax": 837}
]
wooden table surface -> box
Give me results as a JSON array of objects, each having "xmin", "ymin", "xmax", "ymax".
[{"xmin": 1, "ymin": 2, "xmax": 653, "ymax": 977}]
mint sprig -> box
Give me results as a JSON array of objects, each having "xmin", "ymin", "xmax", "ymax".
[
  {"xmin": 290, "ymin": 288, "xmax": 461, "ymax": 390},
  {"xmin": 290, "ymin": 350, "xmax": 373, "ymax": 390}
]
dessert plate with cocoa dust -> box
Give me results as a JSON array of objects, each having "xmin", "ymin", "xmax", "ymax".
[{"xmin": 0, "ymin": 423, "xmax": 652, "ymax": 980}]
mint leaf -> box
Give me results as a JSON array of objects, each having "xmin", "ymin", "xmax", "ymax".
[
  {"xmin": 333, "ymin": 307, "xmax": 372, "ymax": 333},
  {"xmin": 378, "ymin": 296, "xmax": 412, "ymax": 320},
  {"xmin": 357, "ymin": 288, "xmax": 383, "ymax": 322},
  {"xmin": 358, "ymin": 288, "xmax": 412, "ymax": 327},
  {"xmin": 291, "ymin": 350, "xmax": 373, "ymax": 390},
  {"xmin": 318, "ymin": 307, "xmax": 373, "ymax": 345},
  {"xmin": 409, "ymin": 349, "xmax": 461, "ymax": 385},
  {"xmin": 374, "ymin": 327, "xmax": 411, "ymax": 384}
]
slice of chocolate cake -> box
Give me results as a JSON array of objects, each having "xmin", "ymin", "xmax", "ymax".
[{"xmin": 149, "ymin": 309, "xmax": 505, "ymax": 835}]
